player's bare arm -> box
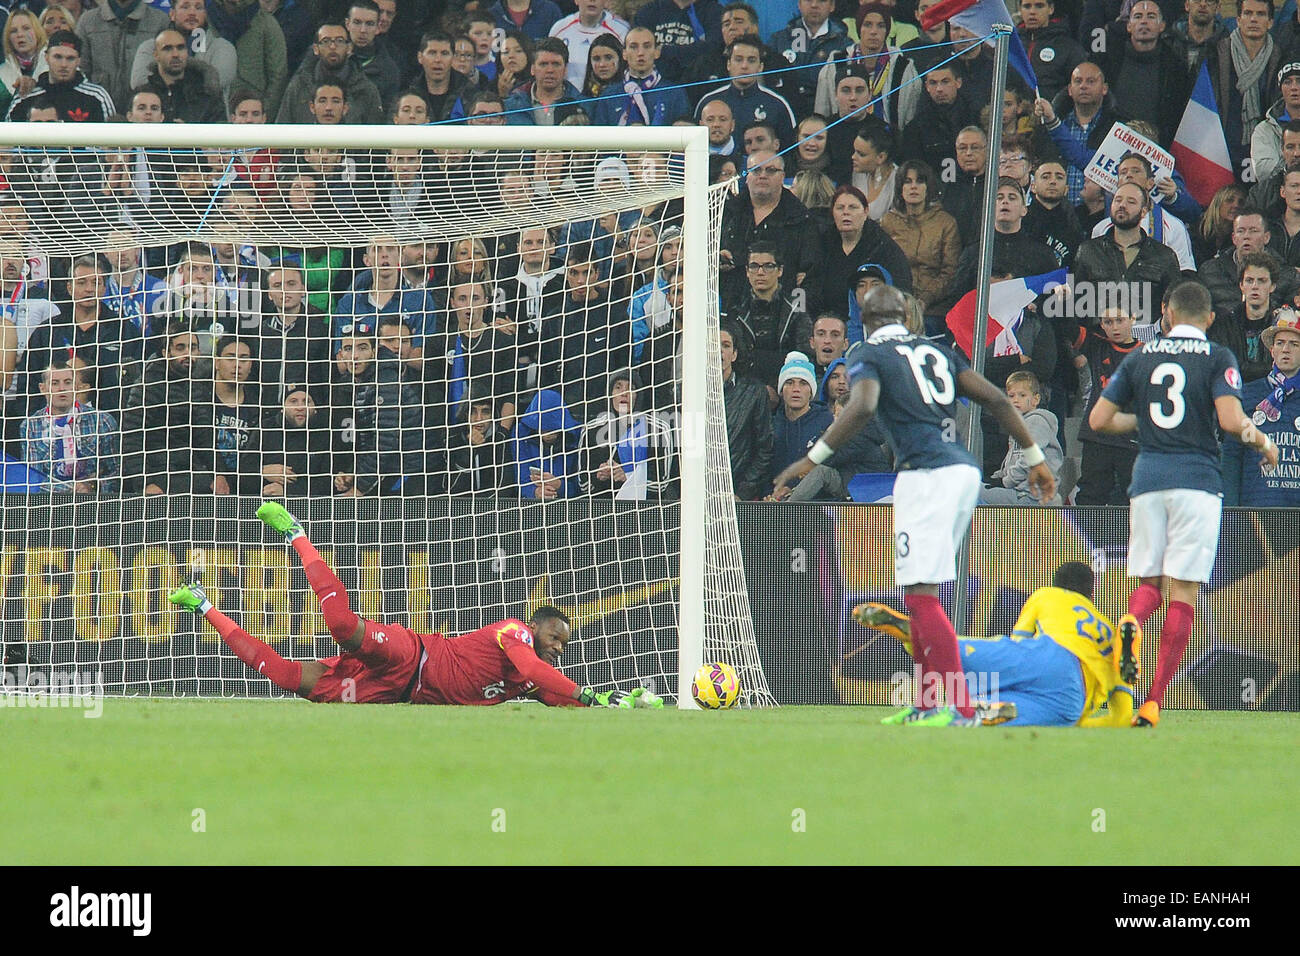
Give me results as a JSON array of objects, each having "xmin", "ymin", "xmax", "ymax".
[
  {"xmin": 957, "ymin": 368, "xmax": 1057, "ymax": 502},
  {"xmin": 771, "ymin": 377, "xmax": 880, "ymax": 498},
  {"xmin": 1216, "ymin": 395, "xmax": 1282, "ymax": 468},
  {"xmin": 1088, "ymin": 396, "xmax": 1139, "ymax": 436}
]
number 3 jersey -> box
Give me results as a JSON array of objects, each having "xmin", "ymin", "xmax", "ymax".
[
  {"xmin": 845, "ymin": 324, "xmax": 979, "ymax": 471},
  {"xmin": 1100, "ymin": 327, "xmax": 1241, "ymax": 497}
]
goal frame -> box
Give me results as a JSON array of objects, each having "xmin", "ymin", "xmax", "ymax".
[{"xmin": 0, "ymin": 122, "xmax": 711, "ymax": 709}]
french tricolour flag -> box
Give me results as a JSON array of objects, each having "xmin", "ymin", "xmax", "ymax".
[
  {"xmin": 1171, "ymin": 63, "xmax": 1236, "ymax": 207},
  {"xmin": 945, "ymin": 269, "xmax": 1068, "ymax": 358},
  {"xmin": 920, "ymin": 0, "xmax": 1038, "ymax": 94}
]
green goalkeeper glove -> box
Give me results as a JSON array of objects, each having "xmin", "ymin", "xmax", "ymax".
[
  {"xmin": 627, "ymin": 686, "xmax": 665, "ymax": 709},
  {"xmin": 577, "ymin": 687, "xmax": 664, "ymax": 709}
]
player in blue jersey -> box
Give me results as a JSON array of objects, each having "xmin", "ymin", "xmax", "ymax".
[
  {"xmin": 1089, "ymin": 281, "xmax": 1279, "ymax": 727},
  {"xmin": 773, "ymin": 286, "xmax": 1056, "ymax": 727}
]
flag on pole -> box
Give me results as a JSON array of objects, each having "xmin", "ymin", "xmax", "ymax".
[
  {"xmin": 945, "ymin": 269, "xmax": 1068, "ymax": 358},
  {"xmin": 1171, "ymin": 63, "xmax": 1236, "ymax": 207},
  {"xmin": 919, "ymin": 0, "xmax": 1038, "ymax": 93}
]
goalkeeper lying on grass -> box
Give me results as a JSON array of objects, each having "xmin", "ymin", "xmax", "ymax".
[
  {"xmin": 168, "ymin": 502, "xmax": 662, "ymax": 710},
  {"xmin": 855, "ymin": 561, "xmax": 1137, "ymax": 727}
]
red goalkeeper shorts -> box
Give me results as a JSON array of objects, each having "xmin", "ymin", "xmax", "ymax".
[{"xmin": 304, "ymin": 620, "xmax": 421, "ymax": 704}]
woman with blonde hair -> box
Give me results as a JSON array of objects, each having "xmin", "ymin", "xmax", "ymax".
[
  {"xmin": 791, "ymin": 169, "xmax": 836, "ymax": 211},
  {"xmin": 0, "ymin": 8, "xmax": 48, "ymax": 103},
  {"xmin": 1194, "ymin": 183, "xmax": 1247, "ymax": 263},
  {"xmin": 38, "ymin": 5, "xmax": 78, "ymax": 39}
]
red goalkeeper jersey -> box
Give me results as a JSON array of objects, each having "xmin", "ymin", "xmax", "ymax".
[{"xmin": 408, "ymin": 618, "xmax": 580, "ymax": 706}]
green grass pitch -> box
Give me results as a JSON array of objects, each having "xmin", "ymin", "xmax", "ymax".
[{"xmin": 5, "ymin": 699, "xmax": 1297, "ymax": 865}]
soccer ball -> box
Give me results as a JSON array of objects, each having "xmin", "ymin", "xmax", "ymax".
[{"xmin": 692, "ymin": 662, "xmax": 740, "ymax": 709}]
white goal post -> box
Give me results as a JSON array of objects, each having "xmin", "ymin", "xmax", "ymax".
[{"xmin": 0, "ymin": 122, "xmax": 773, "ymax": 709}]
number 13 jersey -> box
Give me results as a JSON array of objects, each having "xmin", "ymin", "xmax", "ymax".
[
  {"xmin": 845, "ymin": 323, "xmax": 979, "ymax": 472},
  {"xmin": 1101, "ymin": 326, "xmax": 1241, "ymax": 497}
]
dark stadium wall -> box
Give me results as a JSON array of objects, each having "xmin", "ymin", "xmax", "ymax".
[{"xmin": 1, "ymin": 497, "xmax": 1296, "ymax": 711}]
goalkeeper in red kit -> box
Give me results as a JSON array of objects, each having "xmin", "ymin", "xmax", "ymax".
[{"xmin": 168, "ymin": 502, "xmax": 663, "ymax": 709}]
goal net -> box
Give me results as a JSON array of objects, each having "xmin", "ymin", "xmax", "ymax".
[{"xmin": 0, "ymin": 123, "xmax": 773, "ymax": 709}]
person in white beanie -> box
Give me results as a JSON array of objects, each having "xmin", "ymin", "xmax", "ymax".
[{"xmin": 769, "ymin": 351, "xmax": 832, "ymax": 483}]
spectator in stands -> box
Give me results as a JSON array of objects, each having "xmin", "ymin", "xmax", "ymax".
[
  {"xmin": 499, "ymin": 227, "xmax": 564, "ymax": 389},
  {"xmin": 822, "ymin": 185, "xmax": 912, "ymax": 337},
  {"xmin": 21, "ymin": 253, "xmax": 143, "ymax": 417},
  {"xmin": 720, "ymin": 241, "xmax": 806, "ymax": 395},
  {"xmin": 805, "ymin": 311, "xmax": 847, "ymax": 383},
  {"xmin": 511, "ymin": 388, "xmax": 583, "ymax": 499},
  {"xmin": 494, "ymin": 29, "xmax": 534, "ymax": 100},
  {"xmin": 161, "ymin": 242, "xmax": 235, "ymax": 354},
  {"xmin": 768, "ymin": 0, "xmax": 847, "ymax": 120},
  {"xmin": 345, "ymin": 0, "xmax": 399, "ymax": 106},
  {"xmin": 791, "ymin": 114, "xmax": 830, "ymax": 180},
  {"xmin": 260, "ymin": 0, "xmax": 314, "ymax": 78},
  {"xmin": 75, "ymin": 0, "xmax": 169, "ymax": 115},
  {"xmin": 550, "ymin": 0, "xmax": 629, "ymax": 90},
  {"xmin": 1268, "ymin": 165, "xmax": 1300, "ymax": 269},
  {"xmin": 1171, "ymin": 0, "xmax": 1232, "ymax": 70},
  {"xmin": 1072, "ymin": 305, "xmax": 1141, "ymax": 505},
  {"xmin": 118, "ymin": 322, "xmax": 212, "ymax": 496},
  {"xmin": 259, "ymin": 385, "xmax": 333, "ymax": 498},
  {"xmin": 278, "ymin": 22, "xmax": 382, "ymax": 124},
  {"xmin": 207, "ymin": 334, "xmax": 262, "ymax": 495},
  {"xmin": 939, "ymin": 125, "xmax": 989, "ymax": 246},
  {"xmin": 542, "ymin": 243, "xmax": 627, "ymax": 414},
  {"xmin": 1017, "ymin": 0, "xmax": 1084, "ymax": 103},
  {"xmin": 1213, "ymin": 252, "xmax": 1281, "ymax": 382},
  {"xmin": 578, "ymin": 369, "xmax": 676, "ymax": 499},
  {"xmin": 1250, "ymin": 120, "xmax": 1300, "ymax": 216},
  {"xmin": 849, "ymin": 126, "xmax": 897, "ymax": 223},
  {"xmin": 719, "ymin": 150, "xmax": 821, "ymax": 305},
  {"xmin": 695, "ymin": 35, "xmax": 796, "ymax": 149},
  {"xmin": 591, "ymin": 26, "xmax": 687, "ymax": 126},
  {"xmin": 942, "ymin": 178, "xmax": 1060, "ymax": 314},
  {"xmin": 21, "ymin": 356, "xmax": 118, "ymax": 493},
  {"xmin": 39, "ymin": 6, "xmax": 78, "ymax": 40},
  {"xmin": 6, "ymin": 30, "xmax": 113, "ymax": 120},
  {"xmin": 328, "ymin": 320, "xmax": 426, "ymax": 497},
  {"xmin": 306, "ymin": 80, "xmax": 349, "ymax": 125},
  {"xmin": 1204, "ymin": 0, "xmax": 1282, "ymax": 175},
  {"xmin": 978, "ymin": 370, "xmax": 1062, "ymax": 505},
  {"xmin": 258, "ymin": 264, "xmax": 331, "ymax": 407},
  {"xmin": 1087, "ymin": 153, "xmax": 1197, "ymax": 270},
  {"xmin": 899, "ymin": 62, "xmax": 981, "ymax": 178},
  {"xmin": 1201, "ymin": 212, "xmax": 1286, "ymax": 317},
  {"xmin": 679, "ymin": 2, "xmax": 755, "ymax": 107},
  {"xmin": 504, "ymin": 36, "xmax": 586, "ymax": 125},
  {"xmin": 700, "ymin": 97, "xmax": 737, "ymax": 154},
  {"xmin": 627, "ymin": 224, "xmax": 681, "ymax": 361},
  {"xmin": 1092, "ymin": 0, "xmax": 1192, "ymax": 146},
  {"xmin": 390, "ymin": 90, "xmax": 430, "ymax": 124},
  {"xmin": 442, "ymin": 381, "xmax": 508, "ymax": 494},
  {"xmin": 208, "ymin": 0, "xmax": 288, "ymax": 119},
  {"xmin": 101, "ymin": 233, "xmax": 166, "ymax": 342},
  {"xmin": 134, "ymin": 27, "xmax": 225, "ymax": 124},
  {"xmin": 1024, "ymin": 158, "xmax": 1084, "ymax": 271},
  {"xmin": 1224, "ymin": 312, "xmax": 1300, "ymax": 506},
  {"xmin": 580, "ymin": 31, "xmax": 625, "ymax": 101},
  {"xmin": 1035, "ymin": 61, "xmax": 1121, "ymax": 204},
  {"xmin": 880, "ymin": 160, "xmax": 960, "ymax": 318},
  {"xmin": 128, "ymin": 0, "xmax": 236, "ymax": 97},
  {"xmin": 768, "ymin": 350, "xmax": 832, "ymax": 490},
  {"xmin": 719, "ymin": 319, "xmax": 772, "ymax": 499},
  {"xmin": 0, "ymin": 247, "xmax": 57, "ymax": 365},
  {"xmin": 634, "ymin": 0, "xmax": 723, "ymax": 81},
  {"xmin": 334, "ymin": 236, "xmax": 439, "ymax": 348},
  {"xmin": 0, "ymin": 7, "xmax": 49, "ymax": 110},
  {"xmin": 434, "ymin": 279, "xmax": 522, "ymax": 429},
  {"xmin": 814, "ymin": 4, "xmax": 918, "ymax": 130},
  {"xmin": 1193, "ymin": 184, "xmax": 1248, "ymax": 264},
  {"xmin": 490, "ymin": 0, "xmax": 563, "ymax": 42},
  {"xmin": 1074, "ymin": 183, "xmax": 1184, "ymax": 325},
  {"xmin": 1252, "ymin": 64, "xmax": 1300, "ymax": 189}
]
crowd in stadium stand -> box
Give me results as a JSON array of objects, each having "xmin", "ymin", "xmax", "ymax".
[{"xmin": 0, "ymin": 0, "xmax": 1298, "ymax": 507}]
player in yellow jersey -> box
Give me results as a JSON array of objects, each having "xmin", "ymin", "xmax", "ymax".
[{"xmin": 855, "ymin": 561, "xmax": 1138, "ymax": 727}]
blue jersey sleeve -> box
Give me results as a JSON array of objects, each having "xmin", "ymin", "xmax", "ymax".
[
  {"xmin": 1211, "ymin": 348, "xmax": 1243, "ymax": 401},
  {"xmin": 845, "ymin": 341, "xmax": 877, "ymax": 384}
]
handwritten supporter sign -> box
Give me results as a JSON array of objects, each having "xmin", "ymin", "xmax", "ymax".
[{"xmin": 1083, "ymin": 122, "xmax": 1175, "ymax": 194}]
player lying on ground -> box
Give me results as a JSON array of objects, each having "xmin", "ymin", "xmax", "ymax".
[
  {"xmin": 772, "ymin": 285, "xmax": 1056, "ymax": 727},
  {"xmin": 855, "ymin": 561, "xmax": 1138, "ymax": 727},
  {"xmin": 169, "ymin": 502, "xmax": 662, "ymax": 709}
]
